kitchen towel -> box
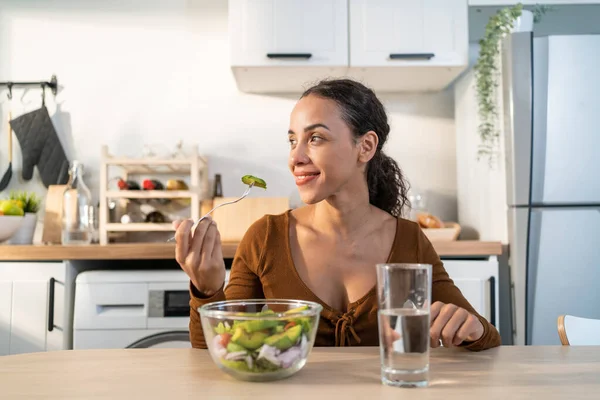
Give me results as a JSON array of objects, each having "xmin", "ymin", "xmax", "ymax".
[{"xmin": 9, "ymin": 106, "xmax": 69, "ymax": 187}]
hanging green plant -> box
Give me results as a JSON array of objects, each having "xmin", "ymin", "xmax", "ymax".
[
  {"xmin": 474, "ymin": 3, "xmax": 553, "ymax": 165},
  {"xmin": 474, "ymin": 3, "xmax": 554, "ymax": 166},
  {"xmin": 474, "ymin": 3, "xmax": 523, "ymax": 165}
]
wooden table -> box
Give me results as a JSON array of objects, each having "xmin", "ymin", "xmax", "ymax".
[{"xmin": 0, "ymin": 346, "xmax": 598, "ymax": 399}]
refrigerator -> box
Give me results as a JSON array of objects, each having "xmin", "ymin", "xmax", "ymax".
[{"xmin": 502, "ymin": 32, "xmax": 600, "ymax": 345}]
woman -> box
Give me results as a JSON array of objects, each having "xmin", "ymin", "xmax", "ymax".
[{"xmin": 174, "ymin": 79, "xmax": 501, "ymax": 351}]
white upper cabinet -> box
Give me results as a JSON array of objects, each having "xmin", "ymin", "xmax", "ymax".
[
  {"xmin": 229, "ymin": 0, "xmax": 348, "ymax": 67},
  {"xmin": 347, "ymin": 0, "xmax": 469, "ymax": 91},
  {"xmin": 349, "ymin": 0, "xmax": 468, "ymax": 67},
  {"xmin": 228, "ymin": 0, "xmax": 469, "ymax": 92}
]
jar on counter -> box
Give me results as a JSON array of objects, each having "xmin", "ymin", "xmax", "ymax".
[
  {"xmin": 407, "ymin": 188, "xmax": 427, "ymax": 222},
  {"xmin": 62, "ymin": 161, "xmax": 93, "ymax": 245}
]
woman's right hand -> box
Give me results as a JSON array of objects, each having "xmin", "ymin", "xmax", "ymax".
[{"xmin": 173, "ymin": 216, "xmax": 226, "ymax": 296}]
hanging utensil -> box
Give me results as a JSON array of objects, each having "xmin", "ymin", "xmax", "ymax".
[{"xmin": 0, "ymin": 84, "xmax": 13, "ymax": 190}]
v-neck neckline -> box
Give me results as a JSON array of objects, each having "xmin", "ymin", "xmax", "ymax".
[{"xmin": 282, "ymin": 209, "xmax": 399, "ymax": 316}]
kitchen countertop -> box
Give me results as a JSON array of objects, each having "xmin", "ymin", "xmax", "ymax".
[
  {"xmin": 0, "ymin": 241, "xmax": 502, "ymax": 261},
  {"xmin": 0, "ymin": 346, "xmax": 597, "ymax": 399}
]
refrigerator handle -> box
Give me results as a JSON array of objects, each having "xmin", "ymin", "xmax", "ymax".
[{"xmin": 511, "ymin": 282, "xmax": 517, "ymax": 343}]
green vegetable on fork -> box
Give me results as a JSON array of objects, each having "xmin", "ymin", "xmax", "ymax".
[
  {"xmin": 241, "ymin": 175, "xmax": 267, "ymax": 189},
  {"xmin": 167, "ymin": 174, "xmax": 267, "ymax": 243}
]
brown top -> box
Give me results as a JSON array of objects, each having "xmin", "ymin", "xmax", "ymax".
[{"xmin": 189, "ymin": 211, "xmax": 501, "ymax": 351}]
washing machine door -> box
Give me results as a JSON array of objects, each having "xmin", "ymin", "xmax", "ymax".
[{"xmin": 127, "ymin": 331, "xmax": 192, "ymax": 348}]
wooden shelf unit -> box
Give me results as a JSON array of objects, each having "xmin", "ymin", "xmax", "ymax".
[
  {"xmin": 98, "ymin": 145, "xmax": 208, "ymax": 245},
  {"xmin": 105, "ymin": 190, "xmax": 195, "ymax": 199}
]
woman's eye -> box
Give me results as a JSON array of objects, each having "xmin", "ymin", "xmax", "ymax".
[
  {"xmin": 288, "ymin": 138, "xmax": 297, "ymax": 146},
  {"xmin": 310, "ymin": 135, "xmax": 323, "ymax": 143}
]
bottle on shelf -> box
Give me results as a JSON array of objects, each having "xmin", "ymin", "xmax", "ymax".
[
  {"xmin": 117, "ymin": 178, "xmax": 140, "ymax": 190},
  {"xmin": 213, "ymin": 174, "xmax": 223, "ymax": 199},
  {"xmin": 142, "ymin": 179, "xmax": 164, "ymax": 190},
  {"xmin": 62, "ymin": 161, "xmax": 93, "ymax": 245},
  {"xmin": 145, "ymin": 211, "xmax": 167, "ymax": 223}
]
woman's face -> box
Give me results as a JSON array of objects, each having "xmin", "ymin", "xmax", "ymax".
[{"xmin": 288, "ymin": 94, "xmax": 370, "ymax": 205}]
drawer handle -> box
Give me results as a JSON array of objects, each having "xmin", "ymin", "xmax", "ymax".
[
  {"xmin": 267, "ymin": 53, "xmax": 312, "ymax": 59},
  {"xmin": 389, "ymin": 53, "xmax": 435, "ymax": 60},
  {"xmin": 489, "ymin": 276, "xmax": 496, "ymax": 327},
  {"xmin": 48, "ymin": 278, "xmax": 55, "ymax": 332},
  {"xmin": 48, "ymin": 278, "xmax": 65, "ymax": 332}
]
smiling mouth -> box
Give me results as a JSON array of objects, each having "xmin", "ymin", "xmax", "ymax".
[{"xmin": 294, "ymin": 173, "xmax": 320, "ymax": 185}]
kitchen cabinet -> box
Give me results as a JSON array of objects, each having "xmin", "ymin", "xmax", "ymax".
[
  {"xmin": 229, "ymin": 0, "xmax": 469, "ymax": 93},
  {"xmin": 229, "ymin": 0, "xmax": 349, "ymax": 93},
  {"xmin": 350, "ymin": 0, "xmax": 468, "ymax": 66},
  {"xmin": 0, "ymin": 281, "xmax": 11, "ymax": 355},
  {"xmin": 442, "ymin": 257, "xmax": 500, "ymax": 330},
  {"xmin": 347, "ymin": 0, "xmax": 469, "ymax": 91},
  {"xmin": 0, "ymin": 262, "xmax": 66, "ymax": 355},
  {"xmin": 229, "ymin": 0, "xmax": 348, "ymax": 67}
]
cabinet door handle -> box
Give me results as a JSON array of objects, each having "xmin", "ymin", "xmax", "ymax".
[
  {"xmin": 267, "ymin": 53, "xmax": 312, "ymax": 59},
  {"xmin": 48, "ymin": 278, "xmax": 55, "ymax": 332},
  {"xmin": 488, "ymin": 276, "xmax": 496, "ymax": 327},
  {"xmin": 389, "ymin": 53, "xmax": 435, "ymax": 60}
]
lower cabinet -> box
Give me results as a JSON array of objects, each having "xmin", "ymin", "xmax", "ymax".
[
  {"xmin": 0, "ymin": 262, "xmax": 66, "ymax": 356},
  {"xmin": 442, "ymin": 257, "xmax": 500, "ymax": 331}
]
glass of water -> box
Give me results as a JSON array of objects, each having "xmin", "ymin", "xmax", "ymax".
[{"xmin": 376, "ymin": 263, "xmax": 432, "ymax": 388}]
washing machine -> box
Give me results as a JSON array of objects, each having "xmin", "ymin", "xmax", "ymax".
[{"xmin": 74, "ymin": 270, "xmax": 193, "ymax": 349}]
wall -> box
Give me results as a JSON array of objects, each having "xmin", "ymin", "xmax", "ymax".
[
  {"xmin": 453, "ymin": 44, "xmax": 509, "ymax": 242},
  {"xmin": 0, "ymin": 0, "xmax": 457, "ymax": 226}
]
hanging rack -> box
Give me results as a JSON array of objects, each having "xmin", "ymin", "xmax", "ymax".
[{"xmin": 0, "ymin": 75, "xmax": 58, "ymax": 99}]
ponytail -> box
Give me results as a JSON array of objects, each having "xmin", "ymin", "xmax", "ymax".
[{"xmin": 366, "ymin": 151, "xmax": 410, "ymax": 217}]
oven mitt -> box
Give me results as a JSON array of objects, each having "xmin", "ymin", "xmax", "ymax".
[{"xmin": 9, "ymin": 106, "xmax": 70, "ymax": 187}]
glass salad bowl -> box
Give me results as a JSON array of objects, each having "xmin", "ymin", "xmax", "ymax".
[{"xmin": 199, "ymin": 299, "xmax": 323, "ymax": 382}]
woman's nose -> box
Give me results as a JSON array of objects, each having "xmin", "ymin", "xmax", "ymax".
[{"xmin": 290, "ymin": 144, "xmax": 310, "ymax": 165}]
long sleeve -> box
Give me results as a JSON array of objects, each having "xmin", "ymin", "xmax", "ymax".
[
  {"xmin": 188, "ymin": 216, "xmax": 269, "ymax": 349},
  {"xmin": 417, "ymin": 229, "xmax": 501, "ymax": 351}
]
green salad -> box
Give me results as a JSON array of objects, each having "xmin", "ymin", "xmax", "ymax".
[{"xmin": 210, "ymin": 306, "xmax": 313, "ymax": 373}]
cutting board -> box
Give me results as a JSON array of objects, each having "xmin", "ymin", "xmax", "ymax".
[
  {"xmin": 41, "ymin": 185, "xmax": 68, "ymax": 244},
  {"xmin": 210, "ymin": 197, "xmax": 290, "ymax": 242}
]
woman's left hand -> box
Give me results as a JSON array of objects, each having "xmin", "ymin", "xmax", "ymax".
[{"xmin": 429, "ymin": 302, "xmax": 484, "ymax": 348}]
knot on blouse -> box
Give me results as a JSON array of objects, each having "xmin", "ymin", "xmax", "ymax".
[{"xmin": 334, "ymin": 311, "xmax": 361, "ymax": 347}]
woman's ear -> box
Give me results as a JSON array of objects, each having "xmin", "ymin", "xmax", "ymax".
[{"xmin": 358, "ymin": 131, "xmax": 379, "ymax": 163}]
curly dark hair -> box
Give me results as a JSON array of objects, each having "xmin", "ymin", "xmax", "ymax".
[{"xmin": 300, "ymin": 78, "xmax": 410, "ymax": 217}]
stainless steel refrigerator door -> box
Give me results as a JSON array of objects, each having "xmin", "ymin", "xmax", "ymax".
[
  {"xmin": 527, "ymin": 207, "xmax": 600, "ymax": 345},
  {"xmin": 507, "ymin": 207, "xmax": 530, "ymax": 345},
  {"xmin": 502, "ymin": 32, "xmax": 533, "ymax": 207},
  {"xmin": 531, "ymin": 35, "xmax": 600, "ymax": 205}
]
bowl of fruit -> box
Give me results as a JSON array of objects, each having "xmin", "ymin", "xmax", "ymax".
[
  {"xmin": 199, "ymin": 299, "xmax": 323, "ymax": 382},
  {"xmin": 0, "ymin": 200, "xmax": 25, "ymax": 243}
]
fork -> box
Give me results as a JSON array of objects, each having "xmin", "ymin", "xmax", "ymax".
[{"xmin": 166, "ymin": 182, "xmax": 254, "ymax": 243}]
